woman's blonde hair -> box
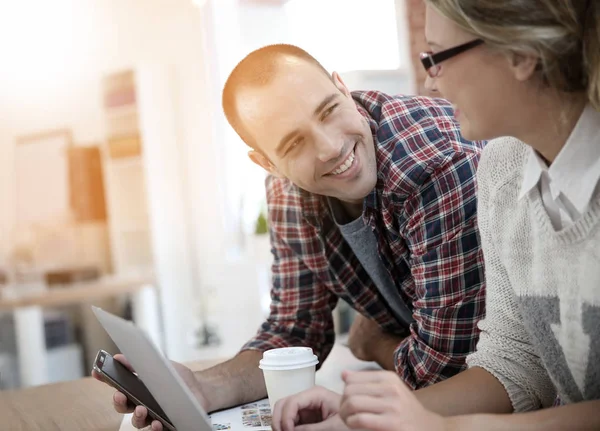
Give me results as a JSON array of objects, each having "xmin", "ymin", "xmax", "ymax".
[{"xmin": 426, "ymin": 0, "xmax": 600, "ymax": 110}]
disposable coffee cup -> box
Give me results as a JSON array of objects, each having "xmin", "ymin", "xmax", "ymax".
[{"xmin": 258, "ymin": 347, "xmax": 319, "ymax": 410}]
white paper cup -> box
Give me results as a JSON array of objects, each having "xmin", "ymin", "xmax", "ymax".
[{"xmin": 258, "ymin": 347, "xmax": 319, "ymax": 410}]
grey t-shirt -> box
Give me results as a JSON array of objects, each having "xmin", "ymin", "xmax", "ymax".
[{"xmin": 328, "ymin": 198, "xmax": 414, "ymax": 328}]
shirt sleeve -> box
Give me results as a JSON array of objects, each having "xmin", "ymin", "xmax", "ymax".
[
  {"xmin": 464, "ymin": 139, "xmax": 557, "ymax": 412},
  {"xmin": 239, "ymin": 206, "xmax": 339, "ymax": 367},
  {"xmin": 393, "ymin": 150, "xmax": 486, "ymax": 389}
]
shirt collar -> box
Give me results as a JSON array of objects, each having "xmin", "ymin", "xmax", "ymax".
[
  {"xmin": 354, "ymin": 96, "xmax": 382, "ymax": 212},
  {"xmin": 518, "ymin": 147, "xmax": 547, "ymax": 200},
  {"xmin": 519, "ymin": 103, "xmax": 600, "ymax": 214}
]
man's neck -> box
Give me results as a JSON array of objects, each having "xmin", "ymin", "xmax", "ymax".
[{"xmin": 339, "ymin": 200, "xmax": 363, "ymax": 220}]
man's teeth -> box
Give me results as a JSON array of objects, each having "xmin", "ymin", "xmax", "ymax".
[{"xmin": 330, "ymin": 151, "xmax": 355, "ymax": 175}]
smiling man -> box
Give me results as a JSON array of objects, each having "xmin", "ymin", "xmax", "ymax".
[
  {"xmin": 222, "ymin": 43, "xmax": 486, "ymax": 378},
  {"xmin": 101, "ymin": 44, "xmax": 488, "ymax": 430}
]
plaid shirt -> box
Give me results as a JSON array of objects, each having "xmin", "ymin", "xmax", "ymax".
[{"xmin": 241, "ymin": 91, "xmax": 487, "ymax": 389}]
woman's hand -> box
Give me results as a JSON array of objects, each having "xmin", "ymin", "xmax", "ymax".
[
  {"xmin": 340, "ymin": 370, "xmax": 447, "ymax": 431},
  {"xmin": 272, "ymin": 386, "xmax": 348, "ymax": 431}
]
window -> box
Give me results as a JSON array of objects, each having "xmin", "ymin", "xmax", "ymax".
[{"xmin": 283, "ymin": 0, "xmax": 401, "ymax": 72}]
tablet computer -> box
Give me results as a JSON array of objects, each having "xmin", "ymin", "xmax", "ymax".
[{"xmin": 92, "ymin": 305, "xmax": 212, "ymax": 431}]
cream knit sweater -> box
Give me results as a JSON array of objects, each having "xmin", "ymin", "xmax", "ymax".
[{"xmin": 465, "ymin": 137, "xmax": 600, "ymax": 412}]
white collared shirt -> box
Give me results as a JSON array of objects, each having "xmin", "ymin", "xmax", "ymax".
[{"xmin": 519, "ymin": 104, "xmax": 600, "ymax": 230}]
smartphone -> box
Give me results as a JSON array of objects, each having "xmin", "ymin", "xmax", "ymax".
[{"xmin": 93, "ymin": 349, "xmax": 176, "ymax": 430}]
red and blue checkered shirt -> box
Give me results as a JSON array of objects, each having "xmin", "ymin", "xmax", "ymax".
[{"xmin": 241, "ymin": 91, "xmax": 487, "ymax": 389}]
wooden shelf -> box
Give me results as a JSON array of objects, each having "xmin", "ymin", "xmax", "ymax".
[
  {"xmin": 106, "ymin": 135, "xmax": 142, "ymax": 159},
  {"xmin": 101, "ymin": 69, "xmax": 153, "ymax": 275},
  {"xmin": 104, "ymin": 104, "xmax": 138, "ymax": 118},
  {"xmin": 106, "ymin": 155, "xmax": 143, "ymax": 169}
]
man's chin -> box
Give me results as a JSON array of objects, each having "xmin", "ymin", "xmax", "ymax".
[
  {"xmin": 304, "ymin": 171, "xmax": 376, "ymax": 201},
  {"xmin": 335, "ymin": 183, "xmax": 375, "ymax": 204}
]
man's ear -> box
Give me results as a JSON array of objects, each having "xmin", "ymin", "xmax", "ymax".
[
  {"xmin": 332, "ymin": 71, "xmax": 351, "ymax": 98},
  {"xmin": 248, "ymin": 150, "xmax": 284, "ymax": 178},
  {"xmin": 509, "ymin": 51, "xmax": 539, "ymax": 82}
]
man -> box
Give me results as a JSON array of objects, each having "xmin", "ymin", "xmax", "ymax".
[{"xmin": 96, "ymin": 43, "xmax": 486, "ymax": 429}]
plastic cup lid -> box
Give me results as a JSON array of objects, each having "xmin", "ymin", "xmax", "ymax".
[{"xmin": 258, "ymin": 347, "xmax": 319, "ymax": 371}]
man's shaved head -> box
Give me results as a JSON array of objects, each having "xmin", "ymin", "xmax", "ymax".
[{"xmin": 222, "ymin": 44, "xmax": 332, "ymax": 149}]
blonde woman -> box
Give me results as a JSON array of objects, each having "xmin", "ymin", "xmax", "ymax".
[{"xmin": 271, "ymin": 0, "xmax": 600, "ymax": 430}]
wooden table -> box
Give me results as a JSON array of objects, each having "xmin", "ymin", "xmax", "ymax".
[
  {"xmin": 1, "ymin": 343, "xmax": 379, "ymax": 431},
  {"xmin": 0, "ymin": 359, "xmax": 222, "ymax": 431}
]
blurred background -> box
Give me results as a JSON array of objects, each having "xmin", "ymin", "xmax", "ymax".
[{"xmin": 0, "ymin": 0, "xmax": 430, "ymax": 390}]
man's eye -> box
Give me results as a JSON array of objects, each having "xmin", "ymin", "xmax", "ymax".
[
  {"xmin": 285, "ymin": 138, "xmax": 302, "ymax": 155},
  {"xmin": 321, "ymin": 104, "xmax": 338, "ymax": 120}
]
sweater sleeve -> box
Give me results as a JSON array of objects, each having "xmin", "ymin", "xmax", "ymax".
[{"xmin": 465, "ymin": 138, "xmax": 557, "ymax": 412}]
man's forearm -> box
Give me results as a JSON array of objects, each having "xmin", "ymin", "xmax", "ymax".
[
  {"xmin": 448, "ymin": 400, "xmax": 600, "ymax": 431},
  {"xmin": 195, "ymin": 350, "xmax": 266, "ymax": 412},
  {"xmin": 416, "ymin": 367, "xmax": 513, "ymax": 416}
]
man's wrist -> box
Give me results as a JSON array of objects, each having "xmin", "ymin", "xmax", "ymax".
[
  {"xmin": 373, "ymin": 333, "xmax": 403, "ymax": 371},
  {"xmin": 192, "ymin": 350, "xmax": 267, "ymax": 413},
  {"xmin": 192, "ymin": 370, "xmax": 213, "ymax": 412}
]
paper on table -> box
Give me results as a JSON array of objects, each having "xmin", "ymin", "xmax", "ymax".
[
  {"xmin": 119, "ymin": 342, "xmax": 379, "ymax": 430},
  {"xmin": 119, "ymin": 399, "xmax": 272, "ymax": 431},
  {"xmin": 209, "ymin": 398, "xmax": 272, "ymax": 431}
]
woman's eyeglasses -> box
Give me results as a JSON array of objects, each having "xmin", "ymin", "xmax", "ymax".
[{"xmin": 420, "ymin": 39, "xmax": 484, "ymax": 78}]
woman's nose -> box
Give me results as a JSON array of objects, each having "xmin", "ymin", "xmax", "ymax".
[{"xmin": 424, "ymin": 74, "xmax": 438, "ymax": 93}]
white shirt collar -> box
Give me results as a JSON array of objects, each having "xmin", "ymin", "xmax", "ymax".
[
  {"xmin": 519, "ymin": 148, "xmax": 547, "ymax": 200},
  {"xmin": 519, "ymin": 103, "xmax": 600, "ymax": 214}
]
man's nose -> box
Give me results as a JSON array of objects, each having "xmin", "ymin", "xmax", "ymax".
[{"xmin": 315, "ymin": 132, "xmax": 342, "ymax": 162}]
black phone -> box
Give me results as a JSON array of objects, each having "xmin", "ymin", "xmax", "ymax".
[{"xmin": 93, "ymin": 349, "xmax": 176, "ymax": 430}]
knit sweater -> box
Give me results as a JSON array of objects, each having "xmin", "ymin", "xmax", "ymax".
[{"xmin": 465, "ymin": 136, "xmax": 600, "ymax": 412}]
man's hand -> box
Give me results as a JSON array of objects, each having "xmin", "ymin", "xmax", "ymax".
[
  {"xmin": 92, "ymin": 354, "xmax": 208, "ymax": 430},
  {"xmin": 347, "ymin": 314, "xmax": 403, "ymax": 370}
]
